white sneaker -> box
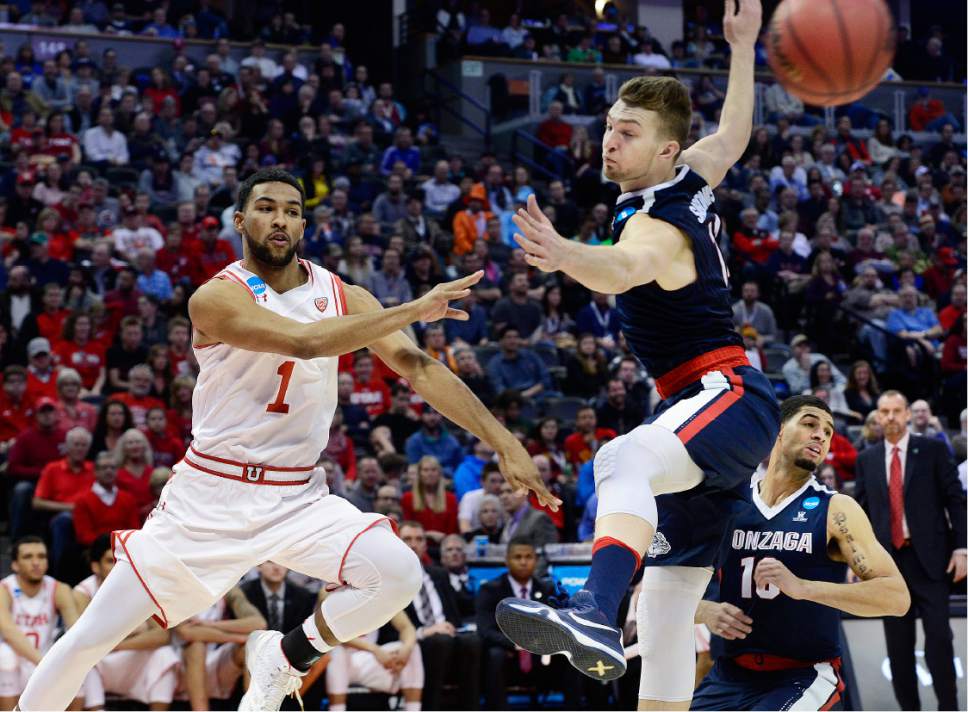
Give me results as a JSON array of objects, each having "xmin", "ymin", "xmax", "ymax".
[{"xmin": 238, "ymin": 630, "xmax": 306, "ymax": 711}]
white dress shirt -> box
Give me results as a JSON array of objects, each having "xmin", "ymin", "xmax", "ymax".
[
  {"xmin": 884, "ymin": 432, "xmax": 910, "ymax": 538},
  {"xmin": 508, "ymin": 575, "xmax": 531, "ymax": 600}
]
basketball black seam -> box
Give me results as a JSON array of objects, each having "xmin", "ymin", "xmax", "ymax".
[
  {"xmin": 783, "ymin": 5, "xmax": 837, "ymax": 90},
  {"xmin": 828, "ymin": 0, "xmax": 854, "ymax": 92}
]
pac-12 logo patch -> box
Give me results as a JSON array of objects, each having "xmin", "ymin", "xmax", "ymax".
[
  {"xmin": 314, "ymin": 297, "xmax": 329, "ymax": 312},
  {"xmin": 802, "ymin": 496, "xmax": 820, "ymax": 510}
]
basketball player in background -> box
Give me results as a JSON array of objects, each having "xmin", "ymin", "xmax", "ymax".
[
  {"xmin": 17, "ymin": 167, "xmax": 556, "ymax": 712},
  {"xmin": 76, "ymin": 536, "xmax": 180, "ymax": 711},
  {"xmin": 692, "ymin": 395, "xmax": 909, "ymax": 710},
  {"xmin": 0, "ymin": 537, "xmax": 79, "ymax": 710},
  {"xmin": 497, "ymin": 1, "xmax": 781, "ymax": 709}
]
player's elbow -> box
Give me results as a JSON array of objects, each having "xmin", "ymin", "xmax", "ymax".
[{"xmin": 887, "ymin": 578, "xmax": 911, "ymax": 617}]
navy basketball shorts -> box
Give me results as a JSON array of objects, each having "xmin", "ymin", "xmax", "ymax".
[
  {"xmin": 645, "ymin": 365, "xmax": 779, "ymax": 568},
  {"xmin": 691, "ymin": 657, "xmax": 845, "ymax": 711}
]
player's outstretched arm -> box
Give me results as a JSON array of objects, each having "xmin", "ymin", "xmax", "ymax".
[
  {"xmin": 512, "ymin": 194, "xmax": 685, "ymax": 294},
  {"xmin": 188, "ymin": 271, "xmax": 482, "ymax": 359},
  {"xmin": 54, "ymin": 581, "xmax": 80, "ymax": 628},
  {"xmin": 344, "ymin": 284, "xmax": 561, "ymax": 510},
  {"xmin": 753, "ymin": 494, "xmax": 910, "ymax": 617},
  {"xmin": 0, "ymin": 586, "xmax": 42, "ymax": 665},
  {"xmin": 680, "ymin": 0, "xmax": 761, "ymax": 187}
]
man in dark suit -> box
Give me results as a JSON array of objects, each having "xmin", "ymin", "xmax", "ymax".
[
  {"xmin": 440, "ymin": 533, "xmax": 476, "ymax": 623},
  {"xmin": 240, "ymin": 562, "xmax": 318, "ymax": 633},
  {"xmin": 498, "ymin": 480, "xmax": 558, "ymax": 575},
  {"xmin": 476, "ymin": 537, "xmax": 580, "ymax": 710},
  {"xmin": 854, "ymin": 390, "xmax": 967, "ymax": 711},
  {"xmin": 399, "ymin": 520, "xmax": 481, "ymax": 710}
]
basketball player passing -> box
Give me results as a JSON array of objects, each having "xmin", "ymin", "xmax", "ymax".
[{"xmin": 16, "ymin": 168, "xmax": 558, "ymax": 712}]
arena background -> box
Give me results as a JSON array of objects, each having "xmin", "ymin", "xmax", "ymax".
[{"xmin": 0, "ymin": 0, "xmax": 963, "ymax": 709}]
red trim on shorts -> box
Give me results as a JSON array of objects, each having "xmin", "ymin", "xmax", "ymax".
[
  {"xmin": 732, "ymin": 653, "xmax": 841, "ymax": 672},
  {"xmin": 654, "ymin": 346, "xmax": 750, "ymax": 400},
  {"xmin": 188, "ymin": 445, "xmax": 315, "ymax": 472},
  {"xmin": 111, "ymin": 530, "xmax": 169, "ymax": 629},
  {"xmin": 591, "ymin": 536, "xmax": 642, "ymax": 571},
  {"xmin": 183, "ymin": 456, "xmax": 311, "ymax": 486},
  {"xmin": 820, "ymin": 659, "xmax": 846, "ymax": 710},
  {"xmin": 337, "ymin": 517, "xmax": 391, "ymax": 585},
  {"xmin": 675, "ymin": 368, "xmax": 745, "ymax": 445}
]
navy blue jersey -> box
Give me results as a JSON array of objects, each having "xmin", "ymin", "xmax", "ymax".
[
  {"xmin": 612, "ymin": 165, "xmax": 742, "ymax": 386},
  {"xmin": 718, "ymin": 477, "xmax": 847, "ymax": 663}
]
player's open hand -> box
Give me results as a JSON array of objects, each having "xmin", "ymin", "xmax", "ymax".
[
  {"xmin": 497, "ymin": 440, "xmax": 562, "ymax": 511},
  {"xmin": 414, "ymin": 271, "xmax": 483, "ymax": 322},
  {"xmin": 723, "ymin": 0, "xmax": 761, "ymax": 48},
  {"xmin": 697, "ymin": 600, "xmax": 753, "ymax": 640},
  {"xmin": 512, "ymin": 194, "xmax": 570, "ymax": 273},
  {"xmin": 754, "ymin": 557, "xmax": 807, "ymax": 599}
]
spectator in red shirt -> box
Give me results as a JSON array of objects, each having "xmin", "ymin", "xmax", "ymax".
[
  {"xmin": 939, "ymin": 283, "xmax": 966, "ymax": 333},
  {"xmin": 23, "ymin": 283, "xmax": 69, "ymax": 344},
  {"xmin": 835, "ymin": 116, "xmax": 871, "ymax": 165},
  {"xmin": 113, "ymin": 364, "xmax": 166, "ymax": 428},
  {"xmin": 25, "ymin": 337, "xmax": 61, "ymax": 402},
  {"xmin": 401, "ymin": 455, "xmax": 459, "ymax": 544},
  {"xmin": 103, "ymin": 267, "xmax": 143, "ymax": 323},
  {"xmin": 197, "ymin": 215, "xmax": 235, "ymax": 279},
  {"xmin": 907, "ymin": 89, "xmax": 961, "ymax": 132},
  {"xmin": 350, "ymin": 351, "xmax": 391, "ymax": 417},
  {"xmin": 536, "ymin": 101, "xmax": 573, "ymax": 150},
  {"xmin": 143, "ymin": 407, "xmax": 185, "ymax": 468},
  {"xmin": 7, "ymin": 397, "xmax": 66, "ymax": 540},
  {"xmin": 155, "ymin": 225, "xmax": 206, "ymax": 288},
  {"xmin": 167, "ymin": 374, "xmax": 195, "ymax": 446},
  {"xmin": 33, "ymin": 426, "xmax": 94, "ymax": 573},
  {"xmin": 53, "ymin": 312, "xmax": 106, "ymax": 395},
  {"xmin": 921, "ymin": 247, "xmax": 958, "ymax": 302},
  {"xmin": 733, "ymin": 207, "xmax": 779, "ymax": 268},
  {"xmin": 114, "ymin": 427, "xmax": 155, "ymax": 517},
  {"xmin": 0, "ymin": 365, "xmax": 32, "ymax": 453},
  {"xmin": 563, "ymin": 406, "xmax": 616, "ymax": 468},
  {"xmin": 73, "ymin": 450, "xmax": 141, "ymax": 548},
  {"xmin": 53, "ymin": 368, "xmax": 97, "ymax": 433},
  {"xmin": 166, "ymin": 317, "xmax": 198, "ymax": 378}
]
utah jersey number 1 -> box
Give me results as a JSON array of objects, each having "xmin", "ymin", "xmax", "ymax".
[{"xmin": 266, "ymin": 361, "xmax": 295, "ymax": 414}]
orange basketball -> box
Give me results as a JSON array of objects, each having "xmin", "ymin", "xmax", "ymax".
[{"xmin": 766, "ymin": 0, "xmax": 896, "ymax": 107}]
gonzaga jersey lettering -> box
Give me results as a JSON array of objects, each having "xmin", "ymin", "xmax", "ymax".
[
  {"xmin": 612, "ymin": 165, "xmax": 741, "ymax": 382},
  {"xmin": 191, "ymin": 260, "xmax": 344, "ymax": 467},
  {"xmin": 719, "ymin": 478, "xmax": 846, "ymax": 662},
  {"xmin": 1, "ymin": 575, "xmax": 58, "ymax": 654}
]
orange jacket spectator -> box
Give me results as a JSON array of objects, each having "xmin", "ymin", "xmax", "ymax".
[{"xmin": 452, "ymin": 183, "xmax": 494, "ymax": 256}]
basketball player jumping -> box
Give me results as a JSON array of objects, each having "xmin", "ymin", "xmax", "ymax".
[
  {"xmin": 496, "ymin": 0, "xmax": 783, "ymax": 709},
  {"xmin": 692, "ymin": 395, "xmax": 909, "ymax": 710},
  {"xmin": 17, "ymin": 167, "xmax": 558, "ymax": 712}
]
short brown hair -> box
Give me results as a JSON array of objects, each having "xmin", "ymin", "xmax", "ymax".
[{"xmin": 617, "ymin": 76, "xmax": 691, "ymax": 147}]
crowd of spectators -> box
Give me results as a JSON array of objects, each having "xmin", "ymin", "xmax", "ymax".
[{"xmin": 0, "ymin": 0, "xmax": 963, "ymax": 709}]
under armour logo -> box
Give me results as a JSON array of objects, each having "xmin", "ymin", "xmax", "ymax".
[
  {"xmin": 244, "ymin": 465, "xmax": 265, "ymax": 482},
  {"xmin": 587, "ymin": 660, "xmax": 614, "ymax": 677}
]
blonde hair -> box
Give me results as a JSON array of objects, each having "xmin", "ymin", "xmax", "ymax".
[
  {"xmin": 113, "ymin": 428, "xmax": 154, "ymax": 469},
  {"xmin": 412, "ymin": 455, "xmax": 447, "ymax": 514},
  {"xmin": 617, "ymin": 76, "xmax": 691, "ymax": 146}
]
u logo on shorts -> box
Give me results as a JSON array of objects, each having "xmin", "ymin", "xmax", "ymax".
[{"xmin": 244, "ymin": 465, "xmax": 265, "ymax": 483}]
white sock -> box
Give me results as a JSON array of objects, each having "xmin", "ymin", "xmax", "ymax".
[
  {"xmin": 404, "ymin": 702, "xmax": 421, "ymax": 711},
  {"xmin": 329, "ymin": 704, "xmax": 346, "ymax": 711},
  {"xmin": 301, "ymin": 614, "xmax": 334, "ymax": 655}
]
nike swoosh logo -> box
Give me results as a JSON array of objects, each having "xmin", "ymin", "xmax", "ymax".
[{"xmin": 566, "ymin": 610, "xmax": 618, "ymax": 632}]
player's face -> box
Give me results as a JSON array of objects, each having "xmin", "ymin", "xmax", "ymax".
[
  {"xmin": 782, "ymin": 407, "xmax": 834, "ymax": 472},
  {"xmin": 602, "ymin": 100, "xmax": 669, "ymax": 186},
  {"xmin": 237, "ymin": 182, "xmax": 306, "ymax": 268},
  {"xmin": 13, "ymin": 543, "xmax": 48, "ymax": 583},
  {"xmin": 92, "ymin": 550, "xmax": 116, "ymax": 580}
]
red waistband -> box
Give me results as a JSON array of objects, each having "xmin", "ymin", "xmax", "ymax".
[
  {"xmin": 732, "ymin": 653, "xmax": 841, "ymax": 672},
  {"xmin": 654, "ymin": 346, "xmax": 750, "ymax": 400},
  {"xmin": 183, "ymin": 445, "xmax": 315, "ymax": 486}
]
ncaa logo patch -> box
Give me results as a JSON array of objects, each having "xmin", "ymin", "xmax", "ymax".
[
  {"xmin": 802, "ymin": 496, "xmax": 820, "ymax": 510},
  {"xmin": 611, "ymin": 206, "xmax": 637, "ymax": 228},
  {"xmin": 315, "ymin": 297, "xmax": 329, "ymax": 312},
  {"xmin": 246, "ymin": 276, "xmax": 268, "ymax": 296}
]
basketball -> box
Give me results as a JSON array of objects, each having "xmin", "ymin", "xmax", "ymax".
[{"xmin": 766, "ymin": 0, "xmax": 896, "ymax": 106}]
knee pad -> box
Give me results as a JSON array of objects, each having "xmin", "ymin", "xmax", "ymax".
[{"xmin": 637, "ymin": 566, "xmax": 712, "ymax": 703}]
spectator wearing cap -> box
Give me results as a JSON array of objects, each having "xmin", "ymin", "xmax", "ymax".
[
  {"xmin": 0, "ymin": 366, "xmax": 32, "ymax": 451},
  {"xmin": 781, "ymin": 334, "xmax": 846, "ymax": 394},
  {"xmin": 452, "ymin": 183, "xmax": 493, "ymax": 257},
  {"xmin": 53, "ymin": 368, "xmax": 96, "ymax": 432},
  {"xmin": 404, "ymin": 407, "xmax": 463, "ymax": 476},
  {"xmin": 33, "ymin": 426, "xmax": 94, "ymax": 573},
  {"xmin": 7, "ymin": 395, "xmax": 66, "ymax": 539},
  {"xmin": 83, "ymin": 106, "xmax": 129, "ymax": 166},
  {"xmin": 73, "ymin": 450, "xmax": 140, "ymax": 548},
  {"xmin": 197, "ymin": 216, "xmax": 234, "ymax": 279},
  {"xmin": 25, "ymin": 337, "xmax": 60, "ymax": 402}
]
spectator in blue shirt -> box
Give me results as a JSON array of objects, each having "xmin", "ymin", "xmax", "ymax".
[
  {"xmin": 486, "ymin": 327, "xmax": 552, "ymax": 400},
  {"xmin": 574, "ymin": 291, "xmax": 621, "ymax": 349},
  {"xmin": 379, "ymin": 127, "xmax": 420, "ymax": 177},
  {"xmin": 133, "ymin": 249, "xmax": 173, "ymax": 303},
  {"xmin": 141, "ymin": 8, "xmax": 181, "ymax": 38},
  {"xmin": 404, "ymin": 406, "xmax": 464, "ymax": 476},
  {"xmin": 452, "ymin": 439, "xmax": 495, "ymax": 501},
  {"xmin": 444, "ymin": 290, "xmax": 488, "ymax": 346},
  {"xmin": 885, "ymin": 286, "xmax": 943, "ymax": 349}
]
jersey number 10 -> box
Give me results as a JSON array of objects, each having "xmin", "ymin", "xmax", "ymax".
[{"xmin": 739, "ymin": 556, "xmax": 779, "ymax": 600}]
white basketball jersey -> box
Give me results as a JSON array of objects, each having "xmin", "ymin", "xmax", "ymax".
[
  {"xmin": 1, "ymin": 574, "xmax": 58, "ymax": 654},
  {"xmin": 191, "ymin": 260, "xmax": 344, "ymax": 468},
  {"xmin": 74, "ymin": 574, "xmax": 99, "ymax": 600}
]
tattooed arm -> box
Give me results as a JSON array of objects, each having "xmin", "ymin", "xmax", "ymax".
[{"xmin": 753, "ymin": 494, "xmax": 910, "ymax": 617}]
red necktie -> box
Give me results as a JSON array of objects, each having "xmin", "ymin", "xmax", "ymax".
[
  {"xmin": 518, "ymin": 585, "xmax": 533, "ymax": 674},
  {"xmin": 889, "ymin": 447, "xmax": 905, "ymax": 549}
]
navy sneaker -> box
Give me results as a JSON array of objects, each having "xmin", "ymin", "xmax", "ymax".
[{"xmin": 496, "ymin": 589, "xmax": 626, "ymax": 681}]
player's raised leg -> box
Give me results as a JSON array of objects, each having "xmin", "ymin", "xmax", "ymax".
[{"xmin": 17, "ymin": 561, "xmax": 160, "ymax": 711}]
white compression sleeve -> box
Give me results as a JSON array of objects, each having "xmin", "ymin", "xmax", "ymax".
[{"xmin": 19, "ymin": 562, "xmax": 158, "ymax": 711}]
